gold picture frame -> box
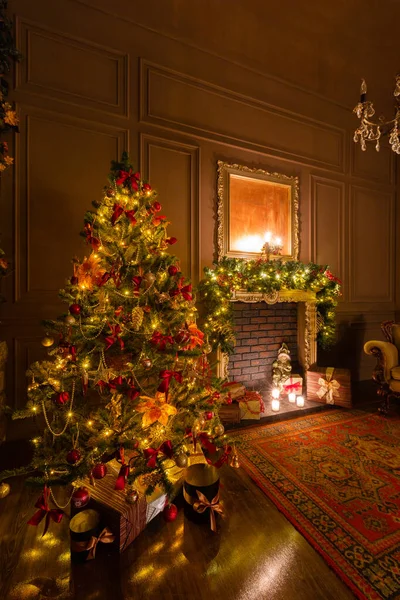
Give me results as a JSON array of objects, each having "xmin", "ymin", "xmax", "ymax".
[{"xmin": 217, "ymin": 161, "xmax": 299, "ymax": 261}]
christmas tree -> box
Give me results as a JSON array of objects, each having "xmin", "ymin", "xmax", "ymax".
[{"xmin": 2, "ymin": 153, "xmax": 228, "ymax": 503}]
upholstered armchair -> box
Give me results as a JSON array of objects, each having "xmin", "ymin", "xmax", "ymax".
[{"xmin": 364, "ymin": 321, "xmax": 400, "ymax": 414}]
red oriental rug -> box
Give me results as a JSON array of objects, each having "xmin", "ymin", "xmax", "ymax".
[{"xmin": 232, "ymin": 409, "xmax": 400, "ymax": 600}]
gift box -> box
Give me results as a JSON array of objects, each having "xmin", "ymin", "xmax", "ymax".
[
  {"xmin": 70, "ymin": 509, "xmax": 115, "ymax": 563},
  {"xmin": 221, "ymin": 381, "xmax": 246, "ymax": 402},
  {"xmin": 183, "ymin": 464, "xmax": 223, "ymax": 531},
  {"xmin": 219, "ymin": 403, "xmax": 241, "ymax": 424},
  {"xmin": 238, "ymin": 391, "xmax": 264, "ymax": 420},
  {"xmin": 306, "ymin": 366, "xmax": 351, "ymax": 408},
  {"xmin": 282, "ymin": 374, "xmax": 303, "ymax": 396},
  {"xmin": 73, "ymin": 459, "xmax": 183, "ymax": 552}
]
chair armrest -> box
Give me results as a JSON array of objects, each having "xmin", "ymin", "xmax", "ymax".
[{"xmin": 364, "ymin": 340, "xmax": 398, "ymax": 382}]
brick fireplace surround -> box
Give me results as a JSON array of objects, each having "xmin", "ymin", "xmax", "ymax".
[{"xmin": 229, "ymin": 301, "xmax": 298, "ymax": 386}]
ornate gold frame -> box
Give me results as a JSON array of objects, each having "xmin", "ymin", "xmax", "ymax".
[{"xmin": 217, "ymin": 161, "xmax": 299, "ymax": 261}]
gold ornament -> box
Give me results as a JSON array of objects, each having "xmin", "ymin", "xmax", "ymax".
[
  {"xmin": 65, "ymin": 315, "xmax": 76, "ymax": 325},
  {"xmin": 41, "ymin": 335, "xmax": 54, "ymax": 347},
  {"xmin": 143, "ymin": 272, "xmax": 156, "ymax": 287},
  {"xmin": 229, "ymin": 452, "xmax": 240, "ymax": 469},
  {"xmin": 131, "ymin": 306, "xmax": 144, "ymax": 331},
  {"xmin": 141, "ymin": 357, "xmax": 152, "ymax": 369},
  {"xmin": 126, "ymin": 488, "xmax": 139, "ymax": 504},
  {"xmin": 192, "ymin": 423, "xmax": 201, "ymax": 436},
  {"xmin": 0, "ymin": 482, "xmax": 10, "ymax": 498},
  {"xmin": 157, "ymin": 292, "xmax": 170, "ymax": 303},
  {"xmin": 202, "ymin": 343, "xmax": 212, "ymax": 354},
  {"xmin": 174, "ymin": 452, "xmax": 188, "ymax": 468},
  {"xmin": 197, "ymin": 417, "xmax": 206, "ymax": 429},
  {"xmin": 214, "ymin": 424, "xmax": 225, "ymax": 437}
]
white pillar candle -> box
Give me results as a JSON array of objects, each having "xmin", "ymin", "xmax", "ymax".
[
  {"xmin": 288, "ymin": 392, "xmax": 296, "ymax": 403},
  {"xmin": 271, "ymin": 388, "xmax": 280, "ymax": 399},
  {"xmin": 271, "ymin": 399, "xmax": 280, "ymax": 412},
  {"xmin": 296, "ymin": 395, "xmax": 305, "ymax": 407}
]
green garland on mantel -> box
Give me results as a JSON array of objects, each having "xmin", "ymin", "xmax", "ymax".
[{"xmin": 198, "ymin": 257, "xmax": 341, "ymax": 355}]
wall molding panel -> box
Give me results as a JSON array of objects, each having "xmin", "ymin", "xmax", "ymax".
[
  {"xmin": 140, "ymin": 60, "xmax": 345, "ymax": 172},
  {"xmin": 16, "ymin": 18, "xmax": 129, "ymax": 117},
  {"xmin": 140, "ymin": 133, "xmax": 200, "ymax": 281}
]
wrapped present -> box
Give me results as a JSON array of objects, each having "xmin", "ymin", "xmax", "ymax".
[
  {"xmin": 239, "ymin": 391, "xmax": 264, "ymax": 420},
  {"xmin": 183, "ymin": 464, "xmax": 223, "ymax": 531},
  {"xmin": 73, "ymin": 459, "xmax": 184, "ymax": 552},
  {"xmin": 219, "ymin": 403, "xmax": 241, "ymax": 424},
  {"xmin": 282, "ymin": 374, "xmax": 303, "ymax": 396},
  {"xmin": 221, "ymin": 381, "xmax": 246, "ymax": 402},
  {"xmin": 306, "ymin": 366, "xmax": 351, "ymax": 408},
  {"xmin": 70, "ymin": 508, "xmax": 115, "ymax": 563}
]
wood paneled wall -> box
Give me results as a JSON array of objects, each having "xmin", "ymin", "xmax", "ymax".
[{"xmin": 1, "ymin": 0, "xmax": 398, "ymax": 415}]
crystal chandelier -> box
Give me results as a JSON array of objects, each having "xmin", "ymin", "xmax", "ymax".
[{"xmin": 353, "ymin": 76, "xmax": 400, "ymax": 153}]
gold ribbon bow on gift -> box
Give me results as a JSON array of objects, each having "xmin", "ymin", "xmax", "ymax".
[
  {"xmin": 316, "ymin": 367, "xmax": 340, "ymax": 404},
  {"xmin": 71, "ymin": 527, "xmax": 115, "ymax": 560},
  {"xmin": 192, "ymin": 490, "xmax": 224, "ymax": 532}
]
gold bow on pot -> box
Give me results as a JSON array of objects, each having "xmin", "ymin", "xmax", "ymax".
[
  {"xmin": 192, "ymin": 490, "xmax": 224, "ymax": 532},
  {"xmin": 71, "ymin": 527, "xmax": 115, "ymax": 560}
]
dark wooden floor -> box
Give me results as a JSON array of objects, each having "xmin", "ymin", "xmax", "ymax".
[{"xmin": 0, "ymin": 454, "xmax": 357, "ymax": 600}]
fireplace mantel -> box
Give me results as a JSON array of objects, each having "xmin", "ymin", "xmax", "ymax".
[{"xmin": 217, "ymin": 288, "xmax": 318, "ymax": 378}]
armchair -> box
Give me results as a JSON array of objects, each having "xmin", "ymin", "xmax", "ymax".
[{"xmin": 364, "ymin": 321, "xmax": 400, "ymax": 414}]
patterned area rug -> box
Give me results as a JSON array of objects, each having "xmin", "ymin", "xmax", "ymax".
[{"xmin": 231, "ymin": 409, "xmax": 400, "ymax": 600}]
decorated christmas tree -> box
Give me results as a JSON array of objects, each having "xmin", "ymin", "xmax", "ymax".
[{"xmin": 1, "ymin": 153, "xmax": 228, "ymax": 508}]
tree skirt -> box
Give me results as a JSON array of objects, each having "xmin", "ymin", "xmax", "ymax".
[{"xmin": 231, "ymin": 409, "xmax": 400, "ymax": 600}]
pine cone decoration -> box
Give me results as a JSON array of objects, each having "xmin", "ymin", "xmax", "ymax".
[{"xmin": 131, "ymin": 306, "xmax": 144, "ymax": 330}]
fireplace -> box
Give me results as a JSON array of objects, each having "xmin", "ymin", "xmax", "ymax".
[{"xmin": 217, "ymin": 289, "xmax": 318, "ymax": 384}]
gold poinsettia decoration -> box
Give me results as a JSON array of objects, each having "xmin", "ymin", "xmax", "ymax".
[
  {"xmin": 136, "ymin": 392, "xmax": 177, "ymax": 428},
  {"xmin": 185, "ymin": 323, "xmax": 204, "ymax": 350},
  {"xmin": 75, "ymin": 253, "xmax": 105, "ymax": 290}
]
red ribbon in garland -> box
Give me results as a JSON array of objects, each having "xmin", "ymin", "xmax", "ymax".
[
  {"xmin": 84, "ymin": 222, "xmax": 100, "ymax": 251},
  {"xmin": 105, "ymin": 324, "xmax": 124, "ymax": 351},
  {"xmin": 144, "ymin": 440, "xmax": 174, "ymax": 468},
  {"xmin": 157, "ymin": 370, "xmax": 182, "ymax": 399},
  {"xmin": 150, "ymin": 331, "xmax": 174, "ymax": 351},
  {"xmin": 132, "ymin": 276, "xmax": 142, "ymax": 295},
  {"xmin": 116, "ymin": 169, "xmax": 139, "ymax": 190},
  {"xmin": 27, "ymin": 486, "xmax": 64, "ymax": 536},
  {"xmin": 111, "ymin": 203, "xmax": 137, "ymax": 226},
  {"xmin": 169, "ymin": 277, "xmax": 192, "ymax": 301}
]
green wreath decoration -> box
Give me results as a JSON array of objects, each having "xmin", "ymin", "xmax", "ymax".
[{"xmin": 198, "ymin": 257, "xmax": 341, "ymax": 355}]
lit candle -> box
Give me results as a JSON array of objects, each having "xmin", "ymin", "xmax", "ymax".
[
  {"xmin": 271, "ymin": 388, "xmax": 280, "ymax": 399},
  {"xmin": 288, "ymin": 392, "xmax": 296, "ymax": 403},
  {"xmin": 271, "ymin": 399, "xmax": 280, "ymax": 412},
  {"xmin": 264, "ymin": 231, "xmax": 272, "ymax": 243},
  {"xmin": 360, "ymin": 78, "xmax": 367, "ymax": 103},
  {"xmin": 296, "ymin": 395, "xmax": 305, "ymax": 408}
]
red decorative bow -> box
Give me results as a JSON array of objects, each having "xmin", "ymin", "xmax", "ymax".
[
  {"xmin": 150, "ymin": 331, "xmax": 174, "ymax": 351},
  {"xmin": 169, "ymin": 278, "xmax": 192, "ymax": 301},
  {"xmin": 165, "ymin": 237, "xmax": 177, "ymax": 245},
  {"xmin": 116, "ymin": 169, "xmax": 139, "ymax": 190},
  {"xmin": 144, "ymin": 440, "xmax": 174, "ymax": 468},
  {"xmin": 198, "ymin": 432, "xmax": 217, "ymax": 455},
  {"xmin": 108, "ymin": 375, "xmax": 124, "ymax": 390},
  {"xmin": 84, "ymin": 222, "xmax": 100, "ymax": 251},
  {"xmin": 111, "ymin": 203, "xmax": 137, "ymax": 226},
  {"xmin": 27, "ymin": 486, "xmax": 64, "ymax": 536},
  {"xmin": 126, "ymin": 378, "xmax": 140, "ymax": 401},
  {"xmin": 115, "ymin": 447, "xmax": 130, "ymax": 490},
  {"xmin": 206, "ymin": 444, "xmax": 232, "ymax": 469},
  {"xmin": 132, "ymin": 276, "xmax": 142, "ymax": 295},
  {"xmin": 98, "ymin": 266, "xmax": 121, "ymax": 288},
  {"xmin": 157, "ymin": 370, "xmax": 182, "ymax": 399},
  {"xmin": 283, "ymin": 381, "xmax": 302, "ymax": 393},
  {"xmin": 105, "ymin": 324, "xmax": 124, "ymax": 351}
]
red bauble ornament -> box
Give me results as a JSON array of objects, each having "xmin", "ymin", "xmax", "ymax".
[
  {"xmin": 168, "ymin": 265, "xmax": 178, "ymax": 276},
  {"xmin": 70, "ymin": 276, "xmax": 78, "ymax": 285},
  {"xmin": 175, "ymin": 330, "xmax": 190, "ymax": 344},
  {"xmin": 69, "ymin": 303, "xmax": 81, "ymax": 315},
  {"xmin": 55, "ymin": 391, "xmax": 70, "ymax": 405},
  {"xmin": 225, "ymin": 394, "xmax": 233, "ymax": 405},
  {"xmin": 92, "ymin": 463, "xmax": 107, "ymax": 479},
  {"xmin": 66, "ymin": 449, "xmax": 81, "ymax": 465},
  {"xmin": 71, "ymin": 486, "xmax": 90, "ymax": 509},
  {"xmin": 143, "ymin": 182, "xmax": 151, "ymax": 191},
  {"xmin": 213, "ymin": 392, "xmax": 221, "ymax": 400},
  {"xmin": 205, "ymin": 411, "xmax": 214, "ymax": 420},
  {"xmin": 163, "ymin": 503, "xmax": 178, "ymax": 522},
  {"xmin": 152, "ymin": 201, "xmax": 161, "ymax": 212}
]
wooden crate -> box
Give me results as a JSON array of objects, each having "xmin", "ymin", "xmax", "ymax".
[{"xmin": 306, "ymin": 366, "xmax": 351, "ymax": 408}]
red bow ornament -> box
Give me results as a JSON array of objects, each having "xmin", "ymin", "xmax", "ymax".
[
  {"xmin": 132, "ymin": 276, "xmax": 143, "ymax": 295},
  {"xmin": 108, "ymin": 375, "xmax": 124, "ymax": 390},
  {"xmin": 157, "ymin": 370, "xmax": 182, "ymax": 399},
  {"xmin": 105, "ymin": 324, "xmax": 125, "ymax": 351},
  {"xmin": 169, "ymin": 278, "xmax": 192, "ymax": 301},
  {"xmin": 116, "ymin": 169, "xmax": 139, "ymax": 190},
  {"xmin": 150, "ymin": 331, "xmax": 174, "ymax": 351},
  {"xmin": 126, "ymin": 378, "xmax": 140, "ymax": 401},
  {"xmin": 27, "ymin": 486, "xmax": 64, "ymax": 536},
  {"xmin": 206, "ymin": 444, "xmax": 232, "ymax": 469},
  {"xmin": 144, "ymin": 440, "xmax": 174, "ymax": 468},
  {"xmin": 84, "ymin": 222, "xmax": 100, "ymax": 251},
  {"xmin": 115, "ymin": 448, "xmax": 130, "ymax": 490},
  {"xmin": 111, "ymin": 203, "xmax": 137, "ymax": 226}
]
